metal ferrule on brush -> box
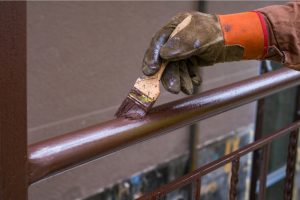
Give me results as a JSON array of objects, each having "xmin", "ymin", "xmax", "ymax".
[{"xmin": 128, "ymin": 88, "xmax": 155, "ymax": 110}]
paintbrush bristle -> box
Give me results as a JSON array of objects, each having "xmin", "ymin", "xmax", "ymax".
[{"xmin": 115, "ymin": 88, "xmax": 155, "ymax": 119}]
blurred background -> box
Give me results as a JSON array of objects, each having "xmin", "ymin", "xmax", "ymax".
[{"xmin": 27, "ymin": 1, "xmax": 300, "ymax": 200}]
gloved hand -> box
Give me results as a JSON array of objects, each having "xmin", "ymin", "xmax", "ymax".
[{"xmin": 142, "ymin": 11, "xmax": 269, "ymax": 94}]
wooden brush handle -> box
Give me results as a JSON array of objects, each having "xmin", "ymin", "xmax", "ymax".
[{"xmin": 149, "ymin": 61, "xmax": 167, "ymax": 80}]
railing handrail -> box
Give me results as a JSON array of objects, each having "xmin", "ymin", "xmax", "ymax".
[{"xmin": 28, "ymin": 67, "xmax": 300, "ymax": 184}]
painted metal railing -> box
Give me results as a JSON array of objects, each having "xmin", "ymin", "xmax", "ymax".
[
  {"xmin": 27, "ymin": 67, "xmax": 300, "ymax": 200},
  {"xmin": 2, "ymin": 3, "xmax": 300, "ymax": 199},
  {"xmin": 28, "ymin": 68, "xmax": 300, "ymax": 185},
  {"xmin": 137, "ymin": 121, "xmax": 300, "ymax": 200}
]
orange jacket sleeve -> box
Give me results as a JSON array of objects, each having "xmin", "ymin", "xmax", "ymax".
[{"xmin": 257, "ymin": 2, "xmax": 300, "ymax": 70}]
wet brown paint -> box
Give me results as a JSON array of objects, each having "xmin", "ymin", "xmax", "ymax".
[
  {"xmin": 115, "ymin": 87, "xmax": 154, "ymax": 119},
  {"xmin": 28, "ymin": 68, "xmax": 300, "ymax": 184}
]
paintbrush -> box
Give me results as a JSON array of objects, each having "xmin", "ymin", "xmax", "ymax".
[
  {"xmin": 115, "ymin": 61, "xmax": 167, "ymax": 119},
  {"xmin": 115, "ymin": 15, "xmax": 192, "ymax": 119}
]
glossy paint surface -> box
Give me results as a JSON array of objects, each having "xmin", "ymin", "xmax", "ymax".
[{"xmin": 28, "ymin": 67, "xmax": 300, "ymax": 184}]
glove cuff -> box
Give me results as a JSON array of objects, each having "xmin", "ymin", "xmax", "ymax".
[{"xmin": 218, "ymin": 11, "xmax": 269, "ymax": 60}]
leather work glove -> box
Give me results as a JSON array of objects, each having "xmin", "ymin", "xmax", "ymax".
[{"xmin": 142, "ymin": 11, "xmax": 269, "ymax": 94}]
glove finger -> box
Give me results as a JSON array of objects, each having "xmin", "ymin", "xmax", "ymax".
[
  {"xmin": 142, "ymin": 28, "xmax": 174, "ymax": 76},
  {"xmin": 179, "ymin": 61, "xmax": 194, "ymax": 95},
  {"xmin": 142, "ymin": 13, "xmax": 190, "ymax": 76},
  {"xmin": 187, "ymin": 57, "xmax": 202, "ymax": 86},
  {"xmin": 160, "ymin": 16, "xmax": 200, "ymax": 61},
  {"xmin": 161, "ymin": 62, "xmax": 181, "ymax": 94}
]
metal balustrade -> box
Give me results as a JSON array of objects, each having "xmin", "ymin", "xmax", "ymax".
[
  {"xmin": 26, "ymin": 67, "xmax": 300, "ymax": 200},
  {"xmin": 1, "ymin": 3, "xmax": 300, "ymax": 199},
  {"xmin": 137, "ymin": 121, "xmax": 300, "ymax": 200},
  {"xmin": 28, "ymin": 67, "xmax": 300, "ymax": 185}
]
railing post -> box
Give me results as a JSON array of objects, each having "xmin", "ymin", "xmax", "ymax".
[
  {"xmin": 250, "ymin": 97, "xmax": 265, "ymax": 200},
  {"xmin": 229, "ymin": 158, "xmax": 240, "ymax": 200},
  {"xmin": 284, "ymin": 86, "xmax": 300, "ymax": 200},
  {"xmin": 284, "ymin": 130, "xmax": 299, "ymax": 200},
  {"xmin": 0, "ymin": 2, "xmax": 28, "ymax": 199},
  {"xmin": 258, "ymin": 144, "xmax": 271, "ymax": 200},
  {"xmin": 194, "ymin": 178, "xmax": 201, "ymax": 200},
  {"xmin": 250, "ymin": 62, "xmax": 266, "ymax": 200}
]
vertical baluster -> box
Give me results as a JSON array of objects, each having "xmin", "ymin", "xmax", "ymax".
[
  {"xmin": 150, "ymin": 194, "xmax": 156, "ymax": 200},
  {"xmin": 230, "ymin": 158, "xmax": 240, "ymax": 200},
  {"xmin": 250, "ymin": 97, "xmax": 265, "ymax": 200},
  {"xmin": 250, "ymin": 62, "xmax": 266, "ymax": 200},
  {"xmin": 258, "ymin": 144, "xmax": 270, "ymax": 200},
  {"xmin": 194, "ymin": 178, "xmax": 201, "ymax": 200},
  {"xmin": 284, "ymin": 87, "xmax": 300, "ymax": 200},
  {"xmin": 151, "ymin": 192, "xmax": 159, "ymax": 200},
  {"xmin": 284, "ymin": 130, "xmax": 299, "ymax": 200}
]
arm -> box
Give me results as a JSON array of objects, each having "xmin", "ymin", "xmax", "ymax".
[
  {"xmin": 142, "ymin": 2, "xmax": 300, "ymax": 94},
  {"xmin": 258, "ymin": 2, "xmax": 300, "ymax": 70}
]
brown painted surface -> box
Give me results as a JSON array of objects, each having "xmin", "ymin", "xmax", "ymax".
[
  {"xmin": 250, "ymin": 92, "xmax": 265, "ymax": 199},
  {"xmin": 0, "ymin": 2, "xmax": 28, "ymax": 200},
  {"xmin": 258, "ymin": 144, "xmax": 271, "ymax": 200},
  {"xmin": 138, "ymin": 121, "xmax": 300, "ymax": 199},
  {"xmin": 284, "ymin": 86, "xmax": 300, "ymax": 200},
  {"xmin": 28, "ymin": 68, "xmax": 300, "ymax": 184}
]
